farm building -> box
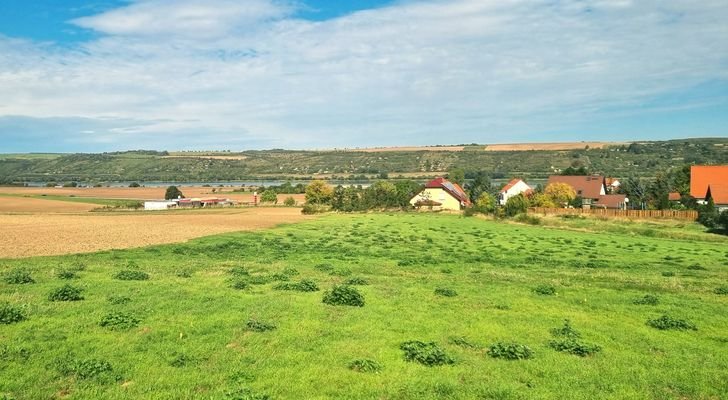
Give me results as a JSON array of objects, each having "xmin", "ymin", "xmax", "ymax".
[
  {"xmin": 409, "ymin": 177, "xmax": 471, "ymax": 211},
  {"xmin": 690, "ymin": 165, "xmax": 728, "ymax": 203},
  {"xmin": 498, "ymin": 178, "xmax": 532, "ymax": 206},
  {"xmin": 705, "ymin": 185, "xmax": 728, "ymax": 211},
  {"xmin": 143, "ymin": 200, "xmax": 177, "ymax": 210},
  {"xmin": 546, "ymin": 175, "xmax": 629, "ymax": 209},
  {"xmin": 176, "ymin": 197, "xmax": 233, "ymax": 208}
]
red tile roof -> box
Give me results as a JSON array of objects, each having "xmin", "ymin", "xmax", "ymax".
[
  {"xmin": 706, "ymin": 184, "xmax": 728, "ymax": 205},
  {"xmin": 546, "ymin": 175, "xmax": 605, "ymax": 200},
  {"xmin": 594, "ymin": 194, "xmax": 627, "ymax": 209},
  {"xmin": 668, "ymin": 192, "xmax": 681, "ymax": 201},
  {"xmin": 499, "ymin": 178, "xmax": 523, "ymax": 194},
  {"xmin": 423, "ymin": 177, "xmax": 471, "ymax": 206},
  {"xmin": 691, "ymin": 165, "xmax": 728, "ymax": 199}
]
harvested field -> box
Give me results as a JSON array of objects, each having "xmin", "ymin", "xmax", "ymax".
[
  {"xmin": 484, "ymin": 142, "xmax": 626, "ymax": 151},
  {"xmin": 0, "ymin": 196, "xmax": 97, "ymax": 213},
  {"xmin": 337, "ymin": 145, "xmax": 468, "ymax": 152},
  {"xmin": 162, "ymin": 155, "xmax": 248, "ymax": 160},
  {"xmin": 0, "ymin": 187, "xmax": 306, "ymax": 203},
  {"xmin": 0, "ymin": 207, "xmax": 311, "ymax": 258}
]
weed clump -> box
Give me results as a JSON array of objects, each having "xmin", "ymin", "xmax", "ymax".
[
  {"xmin": 550, "ymin": 320, "xmax": 581, "ymax": 339},
  {"xmin": 224, "ymin": 387, "xmax": 270, "ymax": 400},
  {"xmin": 99, "ymin": 312, "xmax": 141, "ymax": 330},
  {"xmin": 487, "ymin": 342, "xmax": 533, "ymax": 360},
  {"xmin": 231, "ymin": 280, "xmax": 249, "ymax": 290},
  {"xmin": 55, "ymin": 356, "xmax": 120, "ymax": 382},
  {"xmin": 686, "ymin": 263, "xmax": 707, "ymax": 271},
  {"xmin": 314, "ymin": 263, "xmax": 334, "ymax": 273},
  {"xmin": 48, "ymin": 284, "xmax": 84, "ymax": 302},
  {"xmin": 176, "ymin": 269, "xmax": 193, "ymax": 278},
  {"xmin": 400, "ymin": 341, "xmax": 454, "ymax": 366},
  {"xmin": 273, "ymin": 279, "xmax": 319, "ymax": 292},
  {"xmin": 57, "ymin": 269, "xmax": 79, "ymax": 280},
  {"xmin": 114, "ymin": 270, "xmax": 149, "ymax": 281},
  {"xmin": 270, "ymin": 273, "xmax": 289, "ymax": 282},
  {"xmin": 348, "ymin": 359, "xmax": 382, "ymax": 373},
  {"xmin": 646, "ymin": 315, "xmax": 697, "ymax": 331},
  {"xmin": 434, "ymin": 288, "xmax": 458, "ymax": 297},
  {"xmin": 548, "ymin": 320, "xmax": 601, "ymax": 357},
  {"xmin": 246, "ymin": 319, "xmax": 276, "ymax": 332},
  {"xmin": 448, "ymin": 336, "xmax": 479, "ymax": 349},
  {"xmin": 330, "ymin": 268, "xmax": 352, "ymax": 277},
  {"xmin": 322, "ymin": 285, "xmax": 365, "ymax": 307},
  {"xmin": 633, "ymin": 294, "xmax": 660, "ymax": 305},
  {"xmin": 107, "ymin": 295, "xmax": 131, "ymax": 305},
  {"xmin": 229, "ymin": 266, "xmax": 250, "ymax": 277},
  {"xmin": 345, "ymin": 277, "xmax": 368, "ymax": 286},
  {"xmin": 533, "ymin": 284, "xmax": 556, "ymax": 296},
  {"xmin": 169, "ymin": 352, "xmax": 194, "ymax": 368},
  {"xmin": 0, "ymin": 303, "xmax": 26, "ymax": 324},
  {"xmin": 661, "ymin": 271, "xmax": 675, "ymax": 277},
  {"xmin": 282, "ymin": 267, "xmax": 299, "ymax": 276},
  {"xmin": 715, "ymin": 286, "xmax": 728, "ymax": 295},
  {"xmin": 4, "ymin": 268, "xmax": 34, "ymax": 284}
]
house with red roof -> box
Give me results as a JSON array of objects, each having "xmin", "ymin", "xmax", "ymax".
[
  {"xmin": 705, "ymin": 185, "xmax": 728, "ymax": 211},
  {"xmin": 546, "ymin": 175, "xmax": 628, "ymax": 209},
  {"xmin": 691, "ymin": 165, "xmax": 728, "ymax": 203},
  {"xmin": 498, "ymin": 178, "xmax": 532, "ymax": 206},
  {"xmin": 409, "ymin": 177, "xmax": 471, "ymax": 211}
]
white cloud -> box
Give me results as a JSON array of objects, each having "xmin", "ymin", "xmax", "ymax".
[{"xmin": 0, "ymin": 0, "xmax": 727, "ymax": 150}]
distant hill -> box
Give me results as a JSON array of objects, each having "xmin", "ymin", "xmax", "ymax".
[{"xmin": 0, "ymin": 138, "xmax": 725, "ymax": 184}]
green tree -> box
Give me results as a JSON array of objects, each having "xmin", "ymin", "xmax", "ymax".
[
  {"xmin": 260, "ymin": 190, "xmax": 278, "ymax": 204},
  {"xmin": 283, "ymin": 196, "xmax": 296, "ymax": 206},
  {"xmin": 305, "ymin": 180, "xmax": 333, "ymax": 205},
  {"xmin": 504, "ymin": 194, "xmax": 529, "ymax": 217},
  {"xmin": 128, "ymin": 182, "xmax": 141, "ymax": 188},
  {"xmin": 475, "ymin": 192, "xmax": 496, "ymax": 213},
  {"xmin": 447, "ymin": 168, "xmax": 465, "ymax": 186},
  {"xmin": 165, "ymin": 186, "xmax": 184, "ymax": 200},
  {"xmin": 466, "ymin": 171, "xmax": 491, "ymax": 203}
]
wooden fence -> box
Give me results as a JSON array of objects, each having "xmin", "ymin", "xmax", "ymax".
[{"xmin": 527, "ymin": 207, "xmax": 698, "ymax": 221}]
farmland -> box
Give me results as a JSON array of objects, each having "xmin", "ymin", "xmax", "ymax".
[{"xmin": 1, "ymin": 213, "xmax": 726, "ymax": 399}]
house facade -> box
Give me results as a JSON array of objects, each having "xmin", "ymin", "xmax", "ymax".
[
  {"xmin": 705, "ymin": 185, "xmax": 728, "ymax": 212},
  {"xmin": 498, "ymin": 179, "xmax": 532, "ymax": 206},
  {"xmin": 691, "ymin": 165, "xmax": 728, "ymax": 203},
  {"xmin": 410, "ymin": 177, "xmax": 471, "ymax": 211}
]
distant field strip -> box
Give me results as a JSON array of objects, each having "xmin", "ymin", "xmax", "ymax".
[
  {"xmin": 0, "ymin": 196, "xmax": 97, "ymax": 213},
  {"xmin": 484, "ymin": 142, "xmax": 626, "ymax": 151},
  {"xmin": 0, "ymin": 208, "xmax": 311, "ymax": 258}
]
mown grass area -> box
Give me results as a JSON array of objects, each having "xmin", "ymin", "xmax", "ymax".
[{"xmin": 1, "ymin": 213, "xmax": 727, "ymax": 399}]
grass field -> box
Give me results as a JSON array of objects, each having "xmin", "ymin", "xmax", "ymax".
[{"xmin": 1, "ymin": 213, "xmax": 726, "ymax": 399}]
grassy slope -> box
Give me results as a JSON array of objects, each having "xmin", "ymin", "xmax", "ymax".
[{"xmin": 1, "ymin": 213, "xmax": 727, "ymax": 399}]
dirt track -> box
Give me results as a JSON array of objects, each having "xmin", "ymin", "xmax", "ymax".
[{"xmin": 0, "ymin": 207, "xmax": 311, "ymax": 259}]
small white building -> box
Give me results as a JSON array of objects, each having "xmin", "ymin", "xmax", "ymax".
[
  {"xmin": 143, "ymin": 200, "xmax": 177, "ymax": 210},
  {"xmin": 498, "ymin": 179, "xmax": 532, "ymax": 206}
]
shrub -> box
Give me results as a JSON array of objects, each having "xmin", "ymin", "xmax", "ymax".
[
  {"xmin": 646, "ymin": 315, "xmax": 697, "ymax": 331},
  {"xmin": 229, "ymin": 266, "xmax": 250, "ymax": 277},
  {"xmin": 301, "ymin": 203, "xmax": 329, "ymax": 214},
  {"xmin": 260, "ymin": 190, "xmax": 278, "ymax": 204},
  {"xmin": 231, "ymin": 280, "xmax": 249, "ymax": 290},
  {"xmin": 99, "ymin": 312, "xmax": 141, "ymax": 330},
  {"xmin": 4, "ymin": 268, "xmax": 34, "ymax": 284},
  {"xmin": 246, "ymin": 319, "xmax": 276, "ymax": 332},
  {"xmin": 348, "ymin": 359, "xmax": 382, "ymax": 373},
  {"xmin": 114, "ymin": 270, "xmax": 149, "ymax": 281},
  {"xmin": 107, "ymin": 295, "xmax": 131, "ymax": 305},
  {"xmin": 533, "ymin": 284, "xmax": 556, "ymax": 296},
  {"xmin": 633, "ymin": 294, "xmax": 659, "ymax": 305},
  {"xmin": 0, "ymin": 303, "xmax": 26, "ymax": 324},
  {"xmin": 434, "ymin": 288, "xmax": 458, "ymax": 297},
  {"xmin": 274, "ymin": 279, "xmax": 320, "ymax": 292},
  {"xmin": 550, "ymin": 320, "xmax": 581, "ymax": 339},
  {"xmin": 548, "ymin": 339, "xmax": 601, "ymax": 357},
  {"xmin": 514, "ymin": 214, "xmax": 541, "ymax": 225},
  {"xmin": 48, "ymin": 284, "xmax": 84, "ymax": 301},
  {"xmin": 322, "ymin": 285, "xmax": 365, "ymax": 307},
  {"xmin": 715, "ymin": 286, "xmax": 728, "ymax": 295},
  {"xmin": 283, "ymin": 196, "xmax": 296, "ymax": 206},
  {"xmin": 57, "ymin": 269, "xmax": 79, "ymax": 280},
  {"xmin": 487, "ymin": 342, "xmax": 534, "ymax": 360},
  {"xmin": 400, "ymin": 341, "xmax": 454, "ymax": 366},
  {"xmin": 345, "ymin": 277, "xmax": 368, "ymax": 285}
]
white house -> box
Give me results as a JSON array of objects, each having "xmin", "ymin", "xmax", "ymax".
[{"xmin": 498, "ymin": 179, "xmax": 532, "ymax": 206}]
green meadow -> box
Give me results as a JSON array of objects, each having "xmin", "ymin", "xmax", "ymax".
[{"xmin": 1, "ymin": 213, "xmax": 727, "ymax": 399}]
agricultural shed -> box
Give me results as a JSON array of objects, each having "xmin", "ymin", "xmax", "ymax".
[
  {"xmin": 144, "ymin": 200, "xmax": 177, "ymax": 210},
  {"xmin": 498, "ymin": 178, "xmax": 532, "ymax": 206},
  {"xmin": 691, "ymin": 165, "xmax": 728, "ymax": 201},
  {"xmin": 410, "ymin": 177, "xmax": 470, "ymax": 211}
]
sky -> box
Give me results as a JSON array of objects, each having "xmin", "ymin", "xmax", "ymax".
[{"xmin": 0, "ymin": 0, "xmax": 727, "ymax": 152}]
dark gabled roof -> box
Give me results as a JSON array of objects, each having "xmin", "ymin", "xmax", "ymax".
[
  {"xmin": 547, "ymin": 175, "xmax": 605, "ymax": 199},
  {"xmin": 691, "ymin": 165, "xmax": 728, "ymax": 199},
  {"xmin": 706, "ymin": 184, "xmax": 728, "ymax": 205},
  {"xmin": 423, "ymin": 177, "xmax": 471, "ymax": 205}
]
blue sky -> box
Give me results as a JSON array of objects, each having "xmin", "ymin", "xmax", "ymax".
[{"xmin": 0, "ymin": 0, "xmax": 726, "ymax": 152}]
